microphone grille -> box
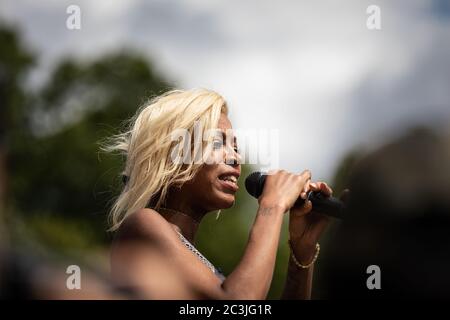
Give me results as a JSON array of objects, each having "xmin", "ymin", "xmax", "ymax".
[{"xmin": 245, "ymin": 171, "xmax": 265, "ymax": 198}]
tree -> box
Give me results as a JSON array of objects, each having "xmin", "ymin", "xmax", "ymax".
[
  {"xmin": 0, "ymin": 25, "xmax": 34, "ymax": 217},
  {"xmin": 3, "ymin": 26, "xmax": 171, "ymax": 244}
]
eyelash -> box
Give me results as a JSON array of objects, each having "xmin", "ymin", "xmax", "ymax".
[
  {"xmin": 212, "ymin": 141, "xmax": 239, "ymax": 153},
  {"xmin": 213, "ymin": 141, "xmax": 223, "ymax": 149}
]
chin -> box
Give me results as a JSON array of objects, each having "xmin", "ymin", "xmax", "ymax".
[
  {"xmin": 213, "ymin": 193, "xmax": 236, "ymax": 210},
  {"xmin": 221, "ymin": 198, "xmax": 235, "ymax": 209}
]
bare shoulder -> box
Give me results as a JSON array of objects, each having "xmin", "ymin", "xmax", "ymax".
[
  {"xmin": 110, "ymin": 208, "xmax": 225, "ymax": 299},
  {"xmin": 113, "ymin": 208, "xmax": 177, "ymax": 245}
]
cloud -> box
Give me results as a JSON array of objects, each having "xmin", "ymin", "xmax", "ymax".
[{"xmin": 2, "ymin": 0, "xmax": 449, "ymax": 180}]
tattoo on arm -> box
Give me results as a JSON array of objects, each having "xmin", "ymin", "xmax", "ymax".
[{"xmin": 258, "ymin": 206, "xmax": 274, "ymax": 216}]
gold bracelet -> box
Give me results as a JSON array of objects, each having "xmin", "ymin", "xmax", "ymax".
[{"xmin": 288, "ymin": 240, "xmax": 320, "ymax": 269}]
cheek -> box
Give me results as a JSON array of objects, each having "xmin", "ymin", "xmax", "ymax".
[
  {"xmin": 197, "ymin": 167, "xmax": 231, "ymax": 201},
  {"xmin": 191, "ymin": 166, "xmax": 218, "ymax": 192},
  {"xmin": 188, "ymin": 166, "xmax": 235, "ymax": 206},
  {"xmin": 204, "ymin": 149, "xmax": 225, "ymax": 165},
  {"xmin": 204, "ymin": 167, "xmax": 220, "ymax": 191}
]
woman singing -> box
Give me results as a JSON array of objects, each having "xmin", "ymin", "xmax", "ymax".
[{"xmin": 105, "ymin": 88, "xmax": 333, "ymax": 299}]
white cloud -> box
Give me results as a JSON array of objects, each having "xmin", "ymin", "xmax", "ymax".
[{"xmin": 2, "ymin": 0, "xmax": 450, "ymax": 181}]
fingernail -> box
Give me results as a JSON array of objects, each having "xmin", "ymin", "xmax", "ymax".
[{"xmin": 300, "ymin": 192, "xmax": 307, "ymax": 199}]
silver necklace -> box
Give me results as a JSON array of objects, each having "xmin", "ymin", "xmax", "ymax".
[
  {"xmin": 151, "ymin": 207, "xmax": 220, "ymax": 276},
  {"xmin": 156, "ymin": 207, "xmax": 201, "ymax": 225}
]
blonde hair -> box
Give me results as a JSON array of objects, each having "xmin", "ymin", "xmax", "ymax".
[{"xmin": 103, "ymin": 88, "xmax": 228, "ymax": 231}]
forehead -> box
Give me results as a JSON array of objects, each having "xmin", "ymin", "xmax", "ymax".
[
  {"xmin": 218, "ymin": 113, "xmax": 232, "ymax": 130},
  {"xmin": 216, "ymin": 113, "xmax": 236, "ymax": 142}
]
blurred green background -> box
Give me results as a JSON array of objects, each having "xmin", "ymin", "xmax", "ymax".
[{"xmin": 0, "ymin": 24, "xmax": 360, "ymax": 299}]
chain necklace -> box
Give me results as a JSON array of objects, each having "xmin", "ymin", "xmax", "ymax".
[
  {"xmin": 149, "ymin": 207, "xmax": 223, "ymax": 278},
  {"xmin": 155, "ymin": 207, "xmax": 201, "ymax": 225}
]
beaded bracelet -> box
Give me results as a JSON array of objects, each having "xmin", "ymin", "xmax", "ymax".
[{"xmin": 288, "ymin": 240, "xmax": 320, "ymax": 269}]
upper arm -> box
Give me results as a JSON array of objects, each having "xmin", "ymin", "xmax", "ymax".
[{"xmin": 110, "ymin": 208, "xmax": 226, "ymax": 299}]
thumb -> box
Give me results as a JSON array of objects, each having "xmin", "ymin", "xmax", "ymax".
[
  {"xmin": 340, "ymin": 189, "xmax": 351, "ymax": 205},
  {"xmin": 290, "ymin": 200, "xmax": 312, "ymax": 217}
]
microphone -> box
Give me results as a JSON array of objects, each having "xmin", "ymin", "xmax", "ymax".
[{"xmin": 245, "ymin": 171, "xmax": 345, "ymax": 219}]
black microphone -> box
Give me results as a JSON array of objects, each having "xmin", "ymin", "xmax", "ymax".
[{"xmin": 245, "ymin": 171, "xmax": 345, "ymax": 219}]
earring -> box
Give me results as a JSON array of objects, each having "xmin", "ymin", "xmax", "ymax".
[{"xmin": 215, "ymin": 210, "xmax": 221, "ymax": 220}]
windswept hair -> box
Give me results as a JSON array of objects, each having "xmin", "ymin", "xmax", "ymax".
[{"xmin": 102, "ymin": 88, "xmax": 228, "ymax": 231}]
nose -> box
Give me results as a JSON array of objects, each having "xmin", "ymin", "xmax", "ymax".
[{"xmin": 225, "ymin": 146, "xmax": 241, "ymax": 167}]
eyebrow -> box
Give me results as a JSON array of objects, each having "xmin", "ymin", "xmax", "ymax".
[{"xmin": 217, "ymin": 130, "xmax": 237, "ymax": 145}]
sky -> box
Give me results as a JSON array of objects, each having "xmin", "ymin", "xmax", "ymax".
[{"xmin": 2, "ymin": 0, "xmax": 450, "ymax": 180}]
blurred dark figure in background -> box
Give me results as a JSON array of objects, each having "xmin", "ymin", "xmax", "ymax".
[
  {"xmin": 323, "ymin": 128, "xmax": 450, "ymax": 298},
  {"xmin": 0, "ymin": 249, "xmax": 135, "ymax": 299},
  {"xmin": 0, "ymin": 219, "xmax": 128, "ymax": 299},
  {"xmin": 0, "ymin": 245, "xmax": 129, "ymax": 299}
]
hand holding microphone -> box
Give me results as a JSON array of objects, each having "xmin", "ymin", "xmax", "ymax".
[
  {"xmin": 245, "ymin": 171, "xmax": 346, "ymax": 219},
  {"xmin": 250, "ymin": 170, "xmax": 313, "ymax": 214},
  {"xmin": 245, "ymin": 170, "xmax": 347, "ymax": 267}
]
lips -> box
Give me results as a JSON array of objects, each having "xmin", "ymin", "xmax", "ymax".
[
  {"xmin": 218, "ymin": 172, "xmax": 240, "ymax": 192},
  {"xmin": 219, "ymin": 175, "xmax": 238, "ymax": 183}
]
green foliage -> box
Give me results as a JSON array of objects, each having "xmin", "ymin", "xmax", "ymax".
[
  {"xmin": 0, "ymin": 25, "xmax": 34, "ymax": 122},
  {"xmin": 4, "ymin": 29, "xmax": 171, "ymax": 244},
  {"xmin": 1, "ymin": 25, "xmax": 358, "ymax": 299}
]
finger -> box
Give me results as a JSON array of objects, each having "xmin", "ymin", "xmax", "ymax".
[
  {"xmin": 299, "ymin": 169, "xmax": 311, "ymax": 182},
  {"xmin": 300, "ymin": 200, "xmax": 312, "ymax": 215},
  {"xmin": 309, "ymin": 182, "xmax": 319, "ymax": 191},
  {"xmin": 340, "ymin": 189, "xmax": 351, "ymax": 204},
  {"xmin": 296, "ymin": 170, "xmax": 311, "ymax": 195},
  {"xmin": 303, "ymin": 179, "xmax": 311, "ymax": 193},
  {"xmin": 302, "ymin": 200, "xmax": 313, "ymax": 215},
  {"xmin": 292, "ymin": 200, "xmax": 312, "ymax": 216},
  {"xmin": 319, "ymin": 182, "xmax": 333, "ymax": 196}
]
